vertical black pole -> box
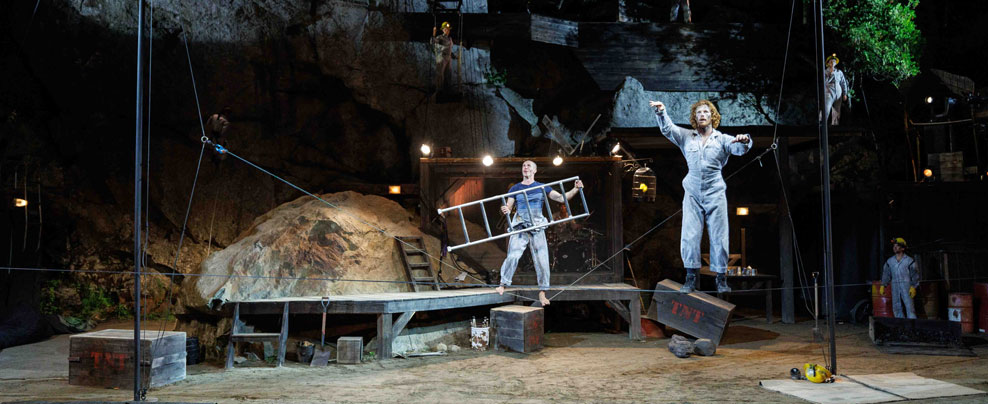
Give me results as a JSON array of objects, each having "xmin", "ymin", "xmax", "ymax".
[
  {"xmin": 133, "ymin": 0, "xmax": 145, "ymax": 400},
  {"xmin": 813, "ymin": 0, "xmax": 838, "ymax": 373}
]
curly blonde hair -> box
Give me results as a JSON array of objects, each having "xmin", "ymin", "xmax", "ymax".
[{"xmin": 689, "ymin": 100, "xmax": 721, "ymax": 129}]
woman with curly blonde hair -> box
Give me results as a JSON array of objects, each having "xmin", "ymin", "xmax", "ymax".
[{"xmin": 648, "ymin": 99, "xmax": 751, "ymax": 293}]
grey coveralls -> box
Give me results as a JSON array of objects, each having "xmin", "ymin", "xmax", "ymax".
[
  {"xmin": 881, "ymin": 254, "xmax": 919, "ymax": 319},
  {"xmin": 670, "ymin": 0, "xmax": 691, "ymax": 23},
  {"xmin": 499, "ymin": 184, "xmax": 552, "ymax": 291},
  {"xmin": 655, "ymin": 109, "xmax": 752, "ymax": 273},
  {"xmin": 430, "ymin": 33, "xmax": 453, "ymax": 91},
  {"xmin": 824, "ymin": 68, "xmax": 848, "ymax": 125}
]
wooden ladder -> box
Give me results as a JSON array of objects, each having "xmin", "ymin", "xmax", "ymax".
[
  {"xmin": 225, "ymin": 302, "xmax": 289, "ymax": 369},
  {"xmin": 396, "ymin": 236, "xmax": 440, "ymax": 292}
]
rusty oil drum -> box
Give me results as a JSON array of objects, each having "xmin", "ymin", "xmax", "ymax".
[
  {"xmin": 871, "ymin": 281, "xmax": 892, "ymax": 318},
  {"xmin": 975, "ymin": 283, "xmax": 988, "ymax": 333},
  {"xmin": 948, "ymin": 293, "xmax": 974, "ymax": 334}
]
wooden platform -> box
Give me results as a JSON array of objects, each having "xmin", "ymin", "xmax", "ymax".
[{"xmin": 226, "ymin": 283, "xmax": 642, "ymax": 360}]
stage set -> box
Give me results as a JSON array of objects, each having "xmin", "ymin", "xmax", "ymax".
[{"xmin": 5, "ymin": 0, "xmax": 988, "ymax": 403}]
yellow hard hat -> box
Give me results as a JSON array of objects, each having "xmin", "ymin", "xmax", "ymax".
[
  {"xmin": 804, "ymin": 363, "xmax": 834, "ymax": 383},
  {"xmin": 892, "ymin": 237, "xmax": 907, "ymax": 247},
  {"xmin": 441, "ymin": 21, "xmax": 451, "ymax": 30},
  {"xmin": 826, "ymin": 54, "xmax": 839, "ymax": 66}
]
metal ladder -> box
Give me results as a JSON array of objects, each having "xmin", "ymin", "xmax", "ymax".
[
  {"xmin": 437, "ymin": 176, "xmax": 589, "ymax": 252},
  {"xmin": 396, "ymin": 236, "xmax": 440, "ymax": 292}
]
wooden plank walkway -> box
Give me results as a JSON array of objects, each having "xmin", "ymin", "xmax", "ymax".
[{"xmin": 226, "ymin": 283, "xmax": 642, "ymax": 360}]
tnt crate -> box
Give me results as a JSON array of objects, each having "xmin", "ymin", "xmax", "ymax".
[
  {"xmin": 68, "ymin": 329, "xmax": 186, "ymax": 388},
  {"xmin": 647, "ymin": 279, "xmax": 736, "ymax": 345},
  {"xmin": 491, "ymin": 305, "xmax": 544, "ymax": 353}
]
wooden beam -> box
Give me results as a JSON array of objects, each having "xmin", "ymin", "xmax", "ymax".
[
  {"xmin": 629, "ymin": 297, "xmax": 642, "ymax": 340},
  {"xmin": 392, "ymin": 311, "xmax": 417, "ymax": 337},
  {"xmin": 277, "ymin": 302, "xmax": 288, "ymax": 367},
  {"xmin": 377, "ymin": 313, "xmax": 393, "ymax": 360},
  {"xmin": 606, "ymin": 299, "xmax": 631, "ymax": 325},
  {"xmin": 608, "ymin": 160, "xmax": 624, "ymax": 283}
]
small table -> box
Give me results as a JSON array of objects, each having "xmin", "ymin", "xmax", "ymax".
[{"xmin": 699, "ymin": 267, "xmax": 777, "ymax": 323}]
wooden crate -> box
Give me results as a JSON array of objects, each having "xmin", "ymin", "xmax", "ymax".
[
  {"xmin": 337, "ymin": 336, "xmax": 363, "ymax": 364},
  {"xmin": 69, "ymin": 329, "xmax": 186, "ymax": 388},
  {"xmin": 492, "ymin": 305, "xmax": 544, "ymax": 353},
  {"xmin": 646, "ymin": 279, "xmax": 736, "ymax": 345}
]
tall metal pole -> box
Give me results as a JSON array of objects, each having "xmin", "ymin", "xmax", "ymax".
[
  {"xmin": 813, "ymin": 0, "xmax": 838, "ymax": 373},
  {"xmin": 133, "ymin": 0, "xmax": 146, "ymax": 400}
]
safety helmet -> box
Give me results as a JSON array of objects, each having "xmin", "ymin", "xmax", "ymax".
[
  {"xmin": 441, "ymin": 21, "xmax": 451, "ymax": 30},
  {"xmin": 804, "ymin": 363, "xmax": 834, "ymax": 383},
  {"xmin": 826, "ymin": 53, "xmax": 839, "ymax": 66},
  {"xmin": 790, "ymin": 368, "xmax": 802, "ymax": 380},
  {"xmin": 892, "ymin": 237, "xmax": 907, "ymax": 248}
]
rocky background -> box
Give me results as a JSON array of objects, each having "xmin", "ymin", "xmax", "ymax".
[{"xmin": 1, "ymin": 0, "xmax": 949, "ymax": 355}]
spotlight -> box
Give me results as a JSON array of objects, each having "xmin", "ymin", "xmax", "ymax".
[
  {"xmin": 923, "ymin": 168, "xmax": 933, "ymax": 178},
  {"xmin": 482, "ymin": 155, "xmax": 494, "ymax": 166},
  {"xmin": 552, "ymin": 155, "xmax": 563, "ymax": 166},
  {"xmin": 925, "ymin": 96, "xmax": 933, "ymax": 104},
  {"xmin": 420, "ymin": 144, "xmax": 431, "ymax": 156},
  {"xmin": 610, "ymin": 142, "xmax": 621, "ymax": 155},
  {"xmin": 388, "ymin": 185, "xmax": 401, "ymax": 194},
  {"xmin": 14, "ymin": 198, "xmax": 28, "ymax": 207},
  {"xmin": 736, "ymin": 207, "xmax": 749, "ymax": 216}
]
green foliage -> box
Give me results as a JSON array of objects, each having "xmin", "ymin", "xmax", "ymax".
[
  {"xmin": 483, "ymin": 66, "xmax": 508, "ymax": 88},
  {"xmin": 79, "ymin": 284, "xmax": 115, "ymax": 319},
  {"xmin": 40, "ymin": 279, "xmax": 62, "ymax": 315},
  {"xmin": 823, "ymin": 0, "xmax": 922, "ymax": 86}
]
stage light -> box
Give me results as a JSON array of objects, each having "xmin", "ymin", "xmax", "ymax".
[
  {"xmin": 482, "ymin": 155, "xmax": 494, "ymax": 166},
  {"xmin": 14, "ymin": 198, "xmax": 28, "ymax": 207},
  {"xmin": 610, "ymin": 142, "xmax": 621, "ymax": 155},
  {"xmin": 736, "ymin": 207, "xmax": 749, "ymax": 216},
  {"xmin": 925, "ymin": 96, "xmax": 933, "ymax": 104},
  {"xmin": 388, "ymin": 185, "xmax": 401, "ymax": 194},
  {"xmin": 923, "ymin": 168, "xmax": 933, "ymax": 178},
  {"xmin": 552, "ymin": 155, "xmax": 563, "ymax": 166},
  {"xmin": 420, "ymin": 144, "xmax": 431, "ymax": 156}
]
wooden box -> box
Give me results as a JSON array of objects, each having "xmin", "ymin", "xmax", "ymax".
[
  {"xmin": 337, "ymin": 336, "xmax": 363, "ymax": 364},
  {"xmin": 492, "ymin": 305, "xmax": 544, "ymax": 353},
  {"xmin": 68, "ymin": 329, "xmax": 186, "ymax": 388},
  {"xmin": 647, "ymin": 279, "xmax": 735, "ymax": 345}
]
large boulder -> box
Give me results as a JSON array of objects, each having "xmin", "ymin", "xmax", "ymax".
[{"xmin": 179, "ymin": 191, "xmax": 468, "ymax": 311}]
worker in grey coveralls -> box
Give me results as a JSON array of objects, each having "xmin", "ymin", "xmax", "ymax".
[
  {"xmin": 880, "ymin": 238, "xmax": 919, "ymax": 319},
  {"xmin": 671, "ymin": 0, "xmax": 692, "ymax": 23},
  {"xmin": 430, "ymin": 22, "xmax": 455, "ymax": 93},
  {"xmin": 649, "ymin": 99, "xmax": 752, "ymax": 293},
  {"xmin": 495, "ymin": 160, "xmax": 584, "ymax": 306},
  {"xmin": 824, "ymin": 54, "xmax": 849, "ymax": 125}
]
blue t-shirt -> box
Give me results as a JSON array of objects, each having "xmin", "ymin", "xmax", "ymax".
[{"xmin": 509, "ymin": 182, "xmax": 553, "ymax": 216}]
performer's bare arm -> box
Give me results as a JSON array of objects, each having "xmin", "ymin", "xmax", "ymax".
[
  {"xmin": 548, "ymin": 180, "xmax": 584, "ymax": 203},
  {"xmin": 500, "ymin": 197, "xmax": 515, "ymax": 215}
]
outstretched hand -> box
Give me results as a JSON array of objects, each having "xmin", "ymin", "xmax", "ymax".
[
  {"xmin": 432, "ymin": 26, "xmax": 437, "ymax": 36},
  {"xmin": 649, "ymin": 101, "xmax": 665, "ymax": 113},
  {"xmin": 733, "ymin": 134, "xmax": 751, "ymax": 144},
  {"xmin": 574, "ymin": 179, "xmax": 584, "ymax": 188}
]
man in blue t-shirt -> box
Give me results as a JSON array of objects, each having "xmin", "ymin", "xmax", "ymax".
[{"xmin": 496, "ymin": 160, "xmax": 585, "ymax": 306}]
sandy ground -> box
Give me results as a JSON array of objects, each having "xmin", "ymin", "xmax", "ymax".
[{"xmin": 2, "ymin": 317, "xmax": 987, "ymax": 404}]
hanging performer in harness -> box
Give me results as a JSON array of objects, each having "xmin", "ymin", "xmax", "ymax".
[
  {"xmin": 205, "ymin": 106, "xmax": 232, "ymax": 160},
  {"xmin": 649, "ymin": 99, "xmax": 751, "ymax": 293},
  {"xmin": 430, "ymin": 22, "xmax": 456, "ymax": 95},
  {"xmin": 496, "ymin": 160, "xmax": 584, "ymax": 306},
  {"xmin": 880, "ymin": 237, "xmax": 919, "ymax": 319},
  {"xmin": 824, "ymin": 54, "xmax": 849, "ymax": 126}
]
